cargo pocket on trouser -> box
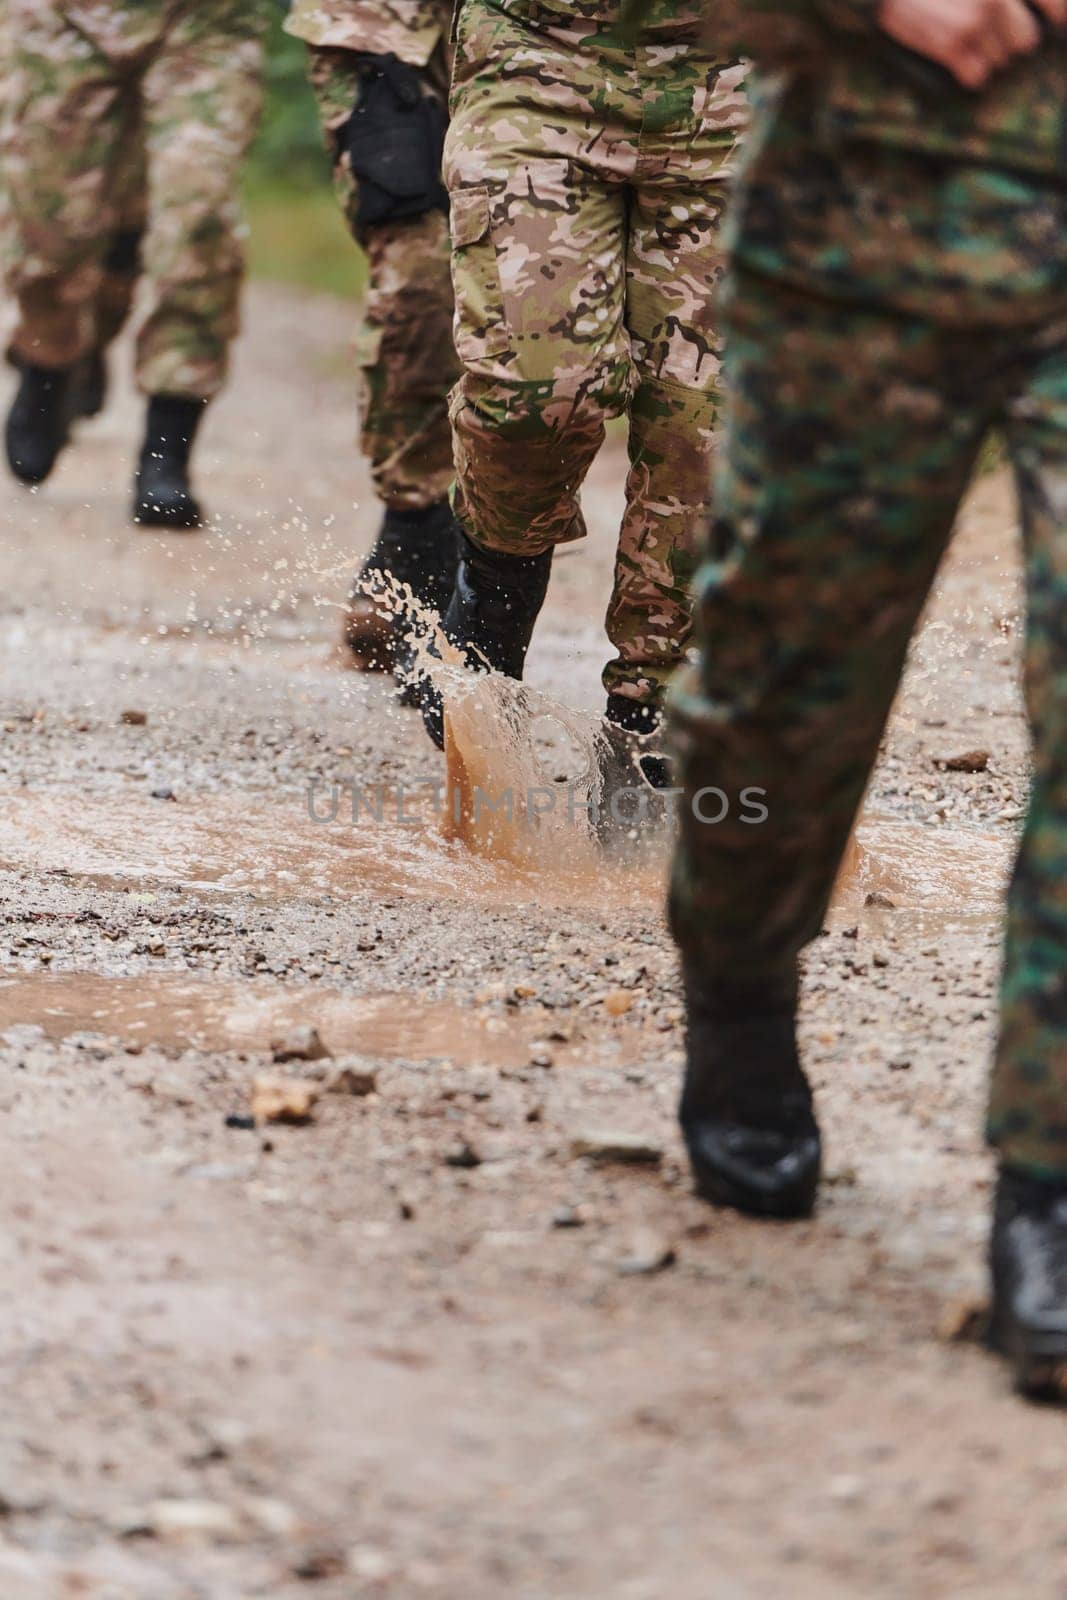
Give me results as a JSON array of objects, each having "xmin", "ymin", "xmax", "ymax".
[{"xmin": 450, "ymin": 185, "xmax": 510, "ymax": 368}]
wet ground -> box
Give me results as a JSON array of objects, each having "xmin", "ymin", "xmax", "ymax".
[{"xmin": 1, "ymin": 285, "xmax": 1062, "ymax": 1599}]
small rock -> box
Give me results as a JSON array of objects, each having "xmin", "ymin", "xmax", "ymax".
[
  {"xmin": 938, "ymin": 1297, "xmax": 988, "ymax": 1345},
  {"xmin": 551, "ymin": 1204, "xmax": 585, "ymax": 1230},
  {"xmin": 603, "ymin": 988, "xmax": 635, "ymax": 1017},
  {"xmin": 827, "ymin": 1475, "xmax": 866, "ymax": 1507},
  {"xmin": 140, "ymin": 1498, "xmax": 241, "ymax": 1540},
  {"xmin": 529, "ymin": 1042, "xmax": 555, "ymax": 1068},
  {"xmin": 120, "ymin": 708, "xmax": 148, "ymax": 726},
  {"xmin": 251, "ymin": 1074, "xmax": 320, "ymax": 1126},
  {"xmin": 444, "ymin": 1138, "xmax": 481, "ymax": 1169},
  {"xmin": 225, "ymin": 1113, "xmax": 256, "ymax": 1131},
  {"xmin": 292, "ymin": 1543, "xmax": 348, "ymax": 1581},
  {"xmin": 151, "ymin": 786, "xmax": 176, "ymax": 801},
  {"xmin": 939, "ymin": 749, "xmax": 990, "ymax": 773},
  {"xmin": 865, "ymin": 891, "xmax": 896, "ymax": 909},
  {"xmin": 271, "ymin": 1025, "xmax": 331, "ymax": 1064},
  {"xmin": 616, "ymin": 1228, "xmax": 676, "ymax": 1277},
  {"xmin": 570, "ymin": 1131, "xmax": 663, "ymax": 1167},
  {"xmin": 327, "ymin": 1065, "xmax": 377, "ymax": 1097}
]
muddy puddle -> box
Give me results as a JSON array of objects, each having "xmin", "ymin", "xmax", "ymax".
[
  {"xmin": 0, "ymin": 780, "xmax": 1016, "ymax": 930},
  {"xmin": 0, "ymin": 785, "xmax": 667, "ymax": 912},
  {"xmin": 0, "ymin": 970, "xmax": 588, "ymax": 1067},
  {"xmin": 835, "ymin": 817, "xmax": 1013, "ymax": 920}
]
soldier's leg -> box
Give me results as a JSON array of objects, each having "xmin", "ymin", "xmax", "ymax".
[
  {"xmin": 670, "ymin": 272, "xmax": 990, "ymax": 1215},
  {"xmin": 70, "ymin": 102, "xmax": 148, "ymax": 423},
  {"xmin": 989, "ymin": 323, "xmax": 1067, "ymax": 1182},
  {"xmin": 308, "ymin": 46, "xmax": 456, "ymax": 512},
  {"xmin": 3, "ymin": 4, "xmax": 126, "ymax": 482},
  {"xmin": 417, "ymin": 9, "xmax": 635, "ymax": 745},
  {"xmin": 307, "ymin": 45, "xmax": 458, "ymax": 671},
  {"xmin": 132, "ymin": 0, "xmax": 265, "ymax": 526},
  {"xmin": 604, "ymin": 57, "xmax": 744, "ymax": 723}
]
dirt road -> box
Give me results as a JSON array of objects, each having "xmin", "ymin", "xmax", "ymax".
[{"xmin": 1, "ymin": 285, "xmax": 1062, "ymax": 1600}]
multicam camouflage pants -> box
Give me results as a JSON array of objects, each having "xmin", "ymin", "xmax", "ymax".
[
  {"xmin": 446, "ymin": 0, "xmax": 747, "ymax": 707},
  {"xmin": 670, "ymin": 234, "xmax": 1067, "ymax": 1178},
  {"xmin": 308, "ymin": 45, "xmax": 458, "ymax": 510},
  {"xmin": 4, "ymin": 0, "xmax": 266, "ymax": 400}
]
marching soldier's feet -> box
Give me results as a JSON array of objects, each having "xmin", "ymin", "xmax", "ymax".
[
  {"xmin": 605, "ymin": 693, "xmax": 672, "ymax": 790},
  {"xmin": 680, "ymin": 973, "xmax": 821, "ymax": 1219},
  {"xmin": 133, "ymin": 394, "xmax": 205, "ymax": 530},
  {"xmin": 345, "ymin": 500, "xmax": 460, "ymax": 681},
  {"xmin": 989, "ymin": 1167, "xmax": 1067, "ymax": 1400},
  {"xmin": 5, "ymin": 362, "xmax": 73, "ymax": 485},
  {"xmin": 419, "ymin": 532, "xmax": 552, "ymax": 749}
]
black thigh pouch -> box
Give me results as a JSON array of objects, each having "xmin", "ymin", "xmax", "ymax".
[{"xmin": 345, "ymin": 53, "xmax": 449, "ymax": 228}]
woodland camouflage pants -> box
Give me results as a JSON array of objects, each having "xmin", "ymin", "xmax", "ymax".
[
  {"xmin": 670, "ymin": 268, "xmax": 1067, "ymax": 1180},
  {"xmin": 445, "ymin": 0, "xmax": 747, "ymax": 707}
]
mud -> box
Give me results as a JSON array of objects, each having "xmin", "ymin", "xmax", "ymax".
[{"xmin": 0, "ymin": 284, "xmax": 1059, "ymax": 1600}]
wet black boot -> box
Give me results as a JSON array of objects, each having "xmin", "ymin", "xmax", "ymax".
[
  {"xmin": 345, "ymin": 500, "xmax": 460, "ymax": 678},
  {"xmin": 5, "ymin": 361, "xmax": 73, "ymax": 484},
  {"xmin": 989, "ymin": 1167, "xmax": 1067, "ymax": 1398},
  {"xmin": 605, "ymin": 692, "xmax": 673, "ymax": 790},
  {"xmin": 680, "ymin": 969, "xmax": 821, "ymax": 1219},
  {"xmin": 420, "ymin": 531, "xmax": 552, "ymax": 750},
  {"xmin": 133, "ymin": 394, "xmax": 205, "ymax": 529}
]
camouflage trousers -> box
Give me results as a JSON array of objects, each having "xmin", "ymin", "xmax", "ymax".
[
  {"xmin": 308, "ymin": 45, "xmax": 458, "ymax": 510},
  {"xmin": 446, "ymin": 0, "xmax": 747, "ymax": 706},
  {"xmin": 3, "ymin": 0, "xmax": 265, "ymax": 400},
  {"xmin": 669, "ymin": 264, "xmax": 1067, "ymax": 1181}
]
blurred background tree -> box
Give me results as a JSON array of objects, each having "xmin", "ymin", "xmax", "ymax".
[{"xmin": 244, "ymin": 16, "xmax": 366, "ymax": 299}]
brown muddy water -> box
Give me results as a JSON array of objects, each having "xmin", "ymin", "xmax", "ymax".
[{"xmin": 0, "ymin": 971, "xmax": 568, "ymax": 1065}]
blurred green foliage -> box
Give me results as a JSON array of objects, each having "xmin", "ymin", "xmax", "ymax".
[{"xmin": 244, "ymin": 15, "xmax": 366, "ymax": 298}]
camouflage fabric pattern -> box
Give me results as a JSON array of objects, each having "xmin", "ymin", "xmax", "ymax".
[
  {"xmin": 286, "ymin": 0, "xmax": 450, "ymax": 67},
  {"xmin": 669, "ymin": 78, "xmax": 1067, "ymax": 1178},
  {"xmin": 701, "ymin": 0, "xmax": 1067, "ymax": 175},
  {"xmin": 446, "ymin": 0, "xmax": 747, "ymax": 707},
  {"xmin": 307, "ymin": 40, "xmax": 458, "ymax": 509},
  {"xmin": 4, "ymin": 0, "xmax": 266, "ymax": 399}
]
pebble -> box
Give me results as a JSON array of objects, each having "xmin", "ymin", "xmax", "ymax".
[
  {"xmin": 603, "ymin": 988, "xmax": 635, "ymax": 1017},
  {"xmin": 328, "ymin": 1064, "xmax": 378, "ymax": 1097},
  {"xmin": 251, "ymin": 1074, "xmax": 320, "ymax": 1125},
  {"xmin": 444, "ymin": 1138, "xmax": 481, "ymax": 1169},
  {"xmin": 270, "ymin": 1025, "xmax": 331, "ymax": 1063},
  {"xmin": 570, "ymin": 1131, "xmax": 663, "ymax": 1167},
  {"xmin": 120, "ymin": 708, "xmax": 148, "ymax": 726},
  {"xmin": 552, "ymin": 1204, "xmax": 586, "ymax": 1230},
  {"xmin": 616, "ymin": 1229, "xmax": 676, "ymax": 1276}
]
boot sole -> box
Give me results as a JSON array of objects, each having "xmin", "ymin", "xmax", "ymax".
[
  {"xmin": 690, "ymin": 1160, "xmax": 818, "ymax": 1221},
  {"xmin": 133, "ymin": 505, "xmax": 202, "ymax": 531}
]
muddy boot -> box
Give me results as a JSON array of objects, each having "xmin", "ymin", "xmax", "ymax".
[
  {"xmin": 989, "ymin": 1168, "xmax": 1067, "ymax": 1399},
  {"xmin": 420, "ymin": 532, "xmax": 552, "ymax": 750},
  {"xmin": 680, "ymin": 969, "xmax": 821, "ymax": 1219},
  {"xmin": 345, "ymin": 500, "xmax": 460, "ymax": 679},
  {"xmin": 5, "ymin": 361, "xmax": 73, "ymax": 485},
  {"xmin": 69, "ymin": 349, "xmax": 108, "ymax": 421},
  {"xmin": 133, "ymin": 394, "xmax": 205, "ymax": 530},
  {"xmin": 605, "ymin": 692, "xmax": 673, "ymax": 791}
]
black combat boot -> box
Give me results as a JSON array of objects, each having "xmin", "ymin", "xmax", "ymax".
[
  {"xmin": 989, "ymin": 1167, "xmax": 1067, "ymax": 1398},
  {"xmin": 605, "ymin": 692, "xmax": 672, "ymax": 791},
  {"xmin": 419, "ymin": 531, "xmax": 552, "ymax": 749},
  {"xmin": 133, "ymin": 394, "xmax": 205, "ymax": 529},
  {"xmin": 5, "ymin": 361, "xmax": 73, "ymax": 485},
  {"xmin": 344, "ymin": 500, "xmax": 460, "ymax": 678},
  {"xmin": 680, "ymin": 968, "xmax": 821, "ymax": 1219}
]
